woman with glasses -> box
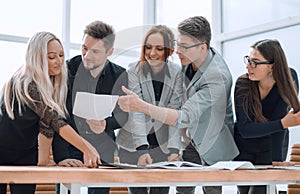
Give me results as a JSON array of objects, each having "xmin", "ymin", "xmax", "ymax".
[
  {"xmin": 234, "ymin": 39, "xmax": 300, "ymax": 194},
  {"xmin": 116, "ymin": 25, "xmax": 183, "ymax": 194}
]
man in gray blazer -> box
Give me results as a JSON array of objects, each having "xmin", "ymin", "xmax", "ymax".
[{"xmin": 118, "ymin": 16, "xmax": 239, "ymax": 194}]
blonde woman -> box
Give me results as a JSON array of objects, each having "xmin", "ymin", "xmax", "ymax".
[{"xmin": 0, "ymin": 32, "xmax": 101, "ymax": 194}]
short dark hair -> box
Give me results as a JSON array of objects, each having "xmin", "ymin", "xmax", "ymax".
[
  {"xmin": 178, "ymin": 16, "xmax": 211, "ymax": 48},
  {"xmin": 84, "ymin": 20, "xmax": 115, "ymax": 50}
]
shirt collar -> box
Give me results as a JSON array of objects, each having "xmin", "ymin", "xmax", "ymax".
[{"xmin": 198, "ymin": 48, "xmax": 214, "ymax": 73}]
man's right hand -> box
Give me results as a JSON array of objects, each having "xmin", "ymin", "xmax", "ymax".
[
  {"xmin": 58, "ymin": 159, "xmax": 84, "ymax": 167},
  {"xmin": 137, "ymin": 153, "xmax": 153, "ymax": 166}
]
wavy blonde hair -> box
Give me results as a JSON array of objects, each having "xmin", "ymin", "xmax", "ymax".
[{"xmin": 0, "ymin": 31, "xmax": 68, "ymax": 119}]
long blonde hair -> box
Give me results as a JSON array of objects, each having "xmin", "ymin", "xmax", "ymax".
[{"xmin": 0, "ymin": 32, "xmax": 68, "ymax": 119}]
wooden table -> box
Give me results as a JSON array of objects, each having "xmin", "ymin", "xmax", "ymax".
[{"xmin": 0, "ymin": 166, "xmax": 299, "ymax": 194}]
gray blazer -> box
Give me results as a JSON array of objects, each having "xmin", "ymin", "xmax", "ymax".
[
  {"xmin": 178, "ymin": 48, "xmax": 239, "ymax": 165},
  {"xmin": 117, "ymin": 61, "xmax": 184, "ymax": 154}
]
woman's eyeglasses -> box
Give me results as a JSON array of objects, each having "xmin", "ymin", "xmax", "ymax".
[{"xmin": 243, "ymin": 56, "xmax": 273, "ymax": 68}]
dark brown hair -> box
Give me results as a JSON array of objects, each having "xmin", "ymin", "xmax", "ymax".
[
  {"xmin": 235, "ymin": 39, "xmax": 300, "ymax": 122},
  {"xmin": 177, "ymin": 16, "xmax": 211, "ymax": 48},
  {"xmin": 84, "ymin": 20, "xmax": 115, "ymax": 51}
]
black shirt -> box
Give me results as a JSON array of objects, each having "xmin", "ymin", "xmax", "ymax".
[
  {"xmin": 234, "ymin": 68, "xmax": 299, "ymax": 162},
  {"xmin": 0, "ymin": 81, "xmax": 66, "ymax": 163},
  {"xmin": 52, "ymin": 55, "xmax": 128, "ymax": 163}
]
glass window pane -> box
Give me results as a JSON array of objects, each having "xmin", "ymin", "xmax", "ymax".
[
  {"xmin": 155, "ymin": 0, "xmax": 211, "ymax": 66},
  {"xmin": 0, "ymin": 0, "xmax": 62, "ymax": 37},
  {"xmin": 0, "ymin": 41, "xmax": 27, "ymax": 88},
  {"xmin": 156, "ymin": 0, "xmax": 212, "ymax": 29},
  {"xmin": 70, "ymin": 0, "xmax": 143, "ymax": 43},
  {"xmin": 69, "ymin": 0, "xmax": 144, "ymax": 68},
  {"xmin": 222, "ymin": 0, "xmax": 300, "ymax": 32}
]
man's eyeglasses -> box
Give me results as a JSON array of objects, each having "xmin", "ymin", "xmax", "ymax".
[
  {"xmin": 176, "ymin": 42, "xmax": 206, "ymax": 53},
  {"xmin": 243, "ymin": 56, "xmax": 273, "ymax": 68}
]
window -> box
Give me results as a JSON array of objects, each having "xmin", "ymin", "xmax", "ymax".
[
  {"xmin": 222, "ymin": 0, "xmax": 300, "ymax": 33},
  {"xmin": 69, "ymin": 0, "xmax": 144, "ymax": 68},
  {"xmin": 0, "ymin": 0, "xmax": 62, "ymax": 37},
  {"xmin": 156, "ymin": 0, "xmax": 212, "ymax": 65},
  {"xmin": 0, "ymin": 41, "xmax": 27, "ymax": 86}
]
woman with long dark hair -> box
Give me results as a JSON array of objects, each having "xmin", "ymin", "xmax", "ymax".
[{"xmin": 234, "ymin": 39, "xmax": 300, "ymax": 194}]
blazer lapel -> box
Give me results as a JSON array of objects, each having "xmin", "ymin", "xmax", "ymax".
[
  {"xmin": 141, "ymin": 71, "xmax": 156, "ymax": 105},
  {"xmin": 185, "ymin": 49, "xmax": 214, "ymax": 95},
  {"xmin": 186, "ymin": 70, "xmax": 202, "ymax": 95}
]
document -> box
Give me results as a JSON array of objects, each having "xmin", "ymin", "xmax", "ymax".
[
  {"xmin": 208, "ymin": 161, "xmax": 255, "ymax": 170},
  {"xmin": 103, "ymin": 161, "xmax": 204, "ymax": 170},
  {"xmin": 101, "ymin": 163, "xmax": 146, "ymax": 169},
  {"xmin": 146, "ymin": 161, "xmax": 204, "ymax": 170},
  {"xmin": 73, "ymin": 92, "xmax": 119, "ymax": 120}
]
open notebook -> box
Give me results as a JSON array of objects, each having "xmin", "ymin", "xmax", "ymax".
[
  {"xmin": 146, "ymin": 161, "xmax": 204, "ymax": 169},
  {"xmin": 208, "ymin": 161, "xmax": 255, "ymax": 170},
  {"xmin": 102, "ymin": 161, "xmax": 204, "ymax": 170}
]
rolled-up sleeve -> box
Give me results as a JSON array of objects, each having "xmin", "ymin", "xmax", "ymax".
[{"xmin": 177, "ymin": 109, "xmax": 189, "ymax": 128}]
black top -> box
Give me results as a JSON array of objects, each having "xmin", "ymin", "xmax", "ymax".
[
  {"xmin": 136, "ymin": 63, "xmax": 179, "ymax": 155},
  {"xmin": 234, "ymin": 68, "xmax": 299, "ymax": 161},
  {"xmin": 184, "ymin": 63, "xmax": 197, "ymax": 87},
  {"xmin": 0, "ymin": 81, "xmax": 66, "ymax": 162},
  {"xmin": 146, "ymin": 64, "xmax": 166, "ymax": 148},
  {"xmin": 52, "ymin": 55, "xmax": 128, "ymax": 163}
]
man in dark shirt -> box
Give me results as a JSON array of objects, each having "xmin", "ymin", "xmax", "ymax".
[{"xmin": 52, "ymin": 20, "xmax": 128, "ymax": 194}]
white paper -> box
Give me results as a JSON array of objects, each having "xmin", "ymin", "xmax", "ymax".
[
  {"xmin": 104, "ymin": 161, "xmax": 204, "ymax": 170},
  {"xmin": 208, "ymin": 161, "xmax": 255, "ymax": 170},
  {"xmin": 73, "ymin": 92, "xmax": 119, "ymax": 120},
  {"xmin": 146, "ymin": 161, "xmax": 204, "ymax": 170},
  {"xmin": 273, "ymin": 166, "xmax": 300, "ymax": 170}
]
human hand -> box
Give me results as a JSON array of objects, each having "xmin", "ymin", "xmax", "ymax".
[
  {"xmin": 168, "ymin": 153, "xmax": 180, "ymax": 162},
  {"xmin": 137, "ymin": 153, "xmax": 153, "ymax": 166},
  {"xmin": 118, "ymin": 86, "xmax": 141, "ymax": 112},
  {"xmin": 58, "ymin": 159, "xmax": 84, "ymax": 167},
  {"xmin": 38, "ymin": 159, "xmax": 56, "ymax": 167},
  {"xmin": 82, "ymin": 140, "xmax": 101, "ymax": 168},
  {"xmin": 86, "ymin": 119, "xmax": 106, "ymax": 134},
  {"xmin": 281, "ymin": 110, "xmax": 300, "ymax": 128}
]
